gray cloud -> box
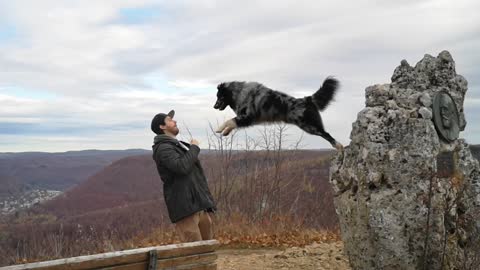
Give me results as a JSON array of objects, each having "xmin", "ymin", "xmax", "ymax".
[{"xmin": 0, "ymin": 0, "xmax": 479, "ymax": 151}]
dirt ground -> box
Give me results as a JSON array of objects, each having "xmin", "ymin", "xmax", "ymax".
[{"xmin": 216, "ymin": 241, "xmax": 351, "ymax": 270}]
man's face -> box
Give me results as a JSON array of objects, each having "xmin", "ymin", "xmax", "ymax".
[
  {"xmin": 440, "ymin": 97, "xmax": 452, "ymax": 128},
  {"xmin": 160, "ymin": 116, "xmax": 179, "ymax": 136}
]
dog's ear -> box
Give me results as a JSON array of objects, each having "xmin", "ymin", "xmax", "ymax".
[{"xmin": 217, "ymin": 82, "xmax": 228, "ymax": 90}]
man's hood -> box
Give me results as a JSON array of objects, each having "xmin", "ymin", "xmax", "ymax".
[{"xmin": 153, "ymin": 134, "xmax": 178, "ymax": 145}]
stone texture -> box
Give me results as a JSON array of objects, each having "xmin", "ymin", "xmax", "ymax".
[{"xmin": 330, "ymin": 51, "xmax": 480, "ymax": 270}]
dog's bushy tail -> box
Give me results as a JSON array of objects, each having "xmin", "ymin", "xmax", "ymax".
[{"xmin": 312, "ymin": 77, "xmax": 339, "ymax": 111}]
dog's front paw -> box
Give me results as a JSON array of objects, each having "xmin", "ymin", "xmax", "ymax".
[
  {"xmin": 216, "ymin": 119, "xmax": 237, "ymax": 136},
  {"xmin": 225, "ymin": 119, "xmax": 237, "ymax": 129},
  {"xmin": 222, "ymin": 126, "xmax": 233, "ymax": 136},
  {"xmin": 216, "ymin": 122, "xmax": 227, "ymax": 133}
]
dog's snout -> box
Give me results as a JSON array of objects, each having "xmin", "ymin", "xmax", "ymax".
[{"xmin": 214, "ymin": 100, "xmax": 221, "ymax": 109}]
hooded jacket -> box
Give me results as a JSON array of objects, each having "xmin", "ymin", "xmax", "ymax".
[{"xmin": 152, "ymin": 134, "xmax": 216, "ymax": 223}]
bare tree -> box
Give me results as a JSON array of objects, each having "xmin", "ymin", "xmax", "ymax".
[
  {"xmin": 195, "ymin": 120, "xmax": 324, "ymax": 229},
  {"xmin": 206, "ymin": 121, "xmax": 239, "ymax": 216}
]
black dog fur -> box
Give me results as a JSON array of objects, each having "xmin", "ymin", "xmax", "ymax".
[{"xmin": 214, "ymin": 77, "xmax": 342, "ymax": 150}]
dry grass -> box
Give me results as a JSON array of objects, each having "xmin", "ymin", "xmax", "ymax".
[
  {"xmin": 0, "ymin": 212, "xmax": 341, "ymax": 267},
  {"xmin": 135, "ymin": 212, "xmax": 341, "ymax": 250}
]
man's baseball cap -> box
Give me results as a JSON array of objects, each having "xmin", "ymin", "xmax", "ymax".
[{"xmin": 151, "ymin": 110, "xmax": 175, "ymax": 134}]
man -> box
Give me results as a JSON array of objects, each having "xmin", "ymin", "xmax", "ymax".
[{"xmin": 151, "ymin": 110, "xmax": 216, "ymax": 242}]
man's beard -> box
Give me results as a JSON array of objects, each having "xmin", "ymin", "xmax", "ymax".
[{"xmin": 172, "ymin": 127, "xmax": 179, "ymax": 136}]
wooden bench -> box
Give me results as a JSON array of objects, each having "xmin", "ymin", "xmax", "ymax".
[{"xmin": 0, "ymin": 240, "xmax": 219, "ymax": 270}]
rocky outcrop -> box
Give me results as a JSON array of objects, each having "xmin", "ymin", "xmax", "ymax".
[{"xmin": 330, "ymin": 51, "xmax": 480, "ymax": 270}]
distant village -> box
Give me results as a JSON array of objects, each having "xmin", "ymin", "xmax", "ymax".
[{"xmin": 1, "ymin": 189, "xmax": 61, "ymax": 216}]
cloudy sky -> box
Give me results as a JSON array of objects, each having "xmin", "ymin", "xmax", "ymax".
[{"xmin": 0, "ymin": 0, "xmax": 479, "ymax": 152}]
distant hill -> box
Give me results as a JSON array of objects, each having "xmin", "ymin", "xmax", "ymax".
[
  {"xmin": 3, "ymin": 153, "xmax": 169, "ymax": 244},
  {"xmin": 41, "ymin": 154, "xmax": 163, "ymax": 218},
  {"xmin": 470, "ymin": 144, "xmax": 480, "ymax": 161},
  {"xmin": 16, "ymin": 149, "xmax": 334, "ymax": 231},
  {"xmin": 31, "ymin": 150, "xmax": 333, "ymax": 218},
  {"xmin": 0, "ymin": 175, "xmax": 30, "ymax": 197},
  {"xmin": 0, "ymin": 149, "xmax": 150, "ymax": 192}
]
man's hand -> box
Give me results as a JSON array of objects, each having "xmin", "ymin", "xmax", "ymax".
[{"xmin": 190, "ymin": 139, "xmax": 200, "ymax": 146}]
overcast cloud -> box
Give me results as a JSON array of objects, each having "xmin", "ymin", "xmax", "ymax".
[{"xmin": 0, "ymin": 0, "xmax": 479, "ymax": 152}]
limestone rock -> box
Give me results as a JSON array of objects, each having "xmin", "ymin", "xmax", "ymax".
[{"xmin": 330, "ymin": 51, "xmax": 480, "ymax": 270}]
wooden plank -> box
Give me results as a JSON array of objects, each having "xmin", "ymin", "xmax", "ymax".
[
  {"xmin": 167, "ymin": 262, "xmax": 217, "ymax": 270},
  {"xmin": 0, "ymin": 240, "xmax": 219, "ymax": 270},
  {"xmin": 157, "ymin": 252, "xmax": 216, "ymax": 269},
  {"xmin": 98, "ymin": 253, "xmax": 217, "ymax": 270}
]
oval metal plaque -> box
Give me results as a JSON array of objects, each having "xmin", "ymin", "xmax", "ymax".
[{"xmin": 433, "ymin": 91, "xmax": 460, "ymax": 142}]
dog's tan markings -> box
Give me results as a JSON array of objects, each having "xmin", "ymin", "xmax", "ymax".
[
  {"xmin": 216, "ymin": 119, "xmax": 237, "ymax": 136},
  {"xmin": 215, "ymin": 123, "xmax": 226, "ymax": 133}
]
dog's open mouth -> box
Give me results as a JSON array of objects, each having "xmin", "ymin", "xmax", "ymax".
[{"xmin": 214, "ymin": 101, "xmax": 227, "ymax": 110}]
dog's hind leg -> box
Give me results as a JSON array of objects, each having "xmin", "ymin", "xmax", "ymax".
[
  {"xmin": 310, "ymin": 128, "xmax": 343, "ymax": 151},
  {"xmin": 290, "ymin": 109, "xmax": 343, "ymax": 151}
]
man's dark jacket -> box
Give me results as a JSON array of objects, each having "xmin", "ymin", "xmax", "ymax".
[{"xmin": 152, "ymin": 134, "xmax": 216, "ymax": 223}]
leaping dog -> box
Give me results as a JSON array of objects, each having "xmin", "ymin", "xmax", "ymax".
[{"xmin": 214, "ymin": 77, "xmax": 343, "ymax": 150}]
